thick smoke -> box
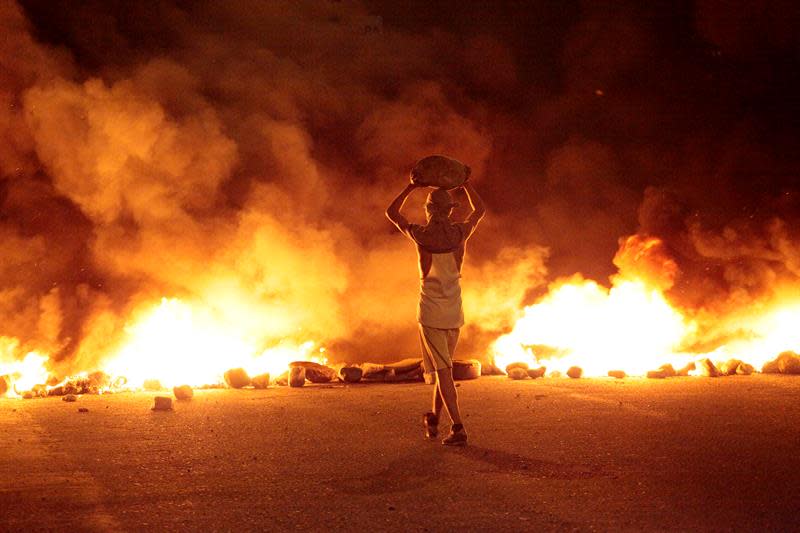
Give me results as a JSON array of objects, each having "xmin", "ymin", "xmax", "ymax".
[{"xmin": 1, "ymin": 0, "xmax": 799, "ymax": 373}]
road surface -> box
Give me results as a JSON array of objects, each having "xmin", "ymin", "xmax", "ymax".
[{"xmin": 2, "ymin": 375, "xmax": 799, "ymax": 531}]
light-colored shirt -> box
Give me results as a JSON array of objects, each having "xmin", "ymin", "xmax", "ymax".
[{"xmin": 404, "ymin": 219, "xmax": 475, "ymax": 329}]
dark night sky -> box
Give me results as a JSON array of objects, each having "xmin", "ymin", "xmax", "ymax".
[{"xmin": 2, "ymin": 0, "xmax": 800, "ymax": 365}]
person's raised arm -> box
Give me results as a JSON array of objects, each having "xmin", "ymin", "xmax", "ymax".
[
  {"xmin": 462, "ymin": 181, "xmax": 486, "ymax": 228},
  {"xmin": 386, "ymin": 182, "xmax": 421, "ymax": 232}
]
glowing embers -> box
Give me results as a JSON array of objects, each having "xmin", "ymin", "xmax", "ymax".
[
  {"xmin": 103, "ymin": 297, "xmax": 322, "ymax": 388},
  {"xmin": 491, "ymin": 276, "xmax": 693, "ymax": 377}
]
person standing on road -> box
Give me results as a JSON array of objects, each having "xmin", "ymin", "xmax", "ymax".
[{"xmin": 385, "ymin": 177, "xmax": 485, "ymax": 446}]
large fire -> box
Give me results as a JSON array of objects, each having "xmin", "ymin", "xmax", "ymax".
[
  {"xmin": 491, "ymin": 237, "xmax": 800, "ymax": 377},
  {"xmin": 0, "ymin": 298, "xmax": 325, "ymax": 397},
  {"xmin": 104, "ymin": 298, "xmax": 324, "ymax": 389},
  {"xmin": 491, "ymin": 276, "xmax": 695, "ymax": 376},
  {"xmin": 2, "ymin": 234, "xmax": 800, "ymax": 397}
]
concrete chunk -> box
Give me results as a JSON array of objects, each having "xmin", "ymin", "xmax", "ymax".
[
  {"xmin": 173, "ymin": 385, "xmax": 193, "ymax": 400},
  {"xmin": 251, "ymin": 373, "xmax": 271, "ymax": 389},
  {"xmin": 567, "ymin": 366, "xmax": 583, "ymax": 379},
  {"xmin": 152, "ymin": 396, "xmax": 173, "ymax": 411},
  {"xmin": 507, "ymin": 368, "xmax": 528, "ymax": 380},
  {"xmin": 289, "ymin": 367, "xmax": 306, "ymax": 387},
  {"xmin": 224, "ymin": 368, "xmax": 251, "ymax": 389}
]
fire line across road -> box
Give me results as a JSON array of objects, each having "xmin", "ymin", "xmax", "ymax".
[{"xmin": 2, "ymin": 375, "xmax": 799, "ymax": 531}]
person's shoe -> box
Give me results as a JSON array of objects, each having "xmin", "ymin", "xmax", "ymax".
[
  {"xmin": 442, "ymin": 425, "xmax": 467, "ymax": 446},
  {"xmin": 423, "ymin": 412, "xmax": 439, "ymax": 439}
]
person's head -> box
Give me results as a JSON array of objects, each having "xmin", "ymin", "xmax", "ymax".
[{"xmin": 425, "ymin": 188, "xmax": 458, "ymax": 222}]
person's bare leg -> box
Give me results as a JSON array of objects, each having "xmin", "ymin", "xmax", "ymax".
[
  {"xmin": 435, "ymin": 368, "xmax": 462, "ymax": 426},
  {"xmin": 432, "ymin": 380, "xmax": 444, "ymax": 419}
]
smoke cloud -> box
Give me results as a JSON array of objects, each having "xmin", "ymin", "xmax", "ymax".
[{"xmin": 1, "ymin": 0, "xmax": 798, "ymax": 373}]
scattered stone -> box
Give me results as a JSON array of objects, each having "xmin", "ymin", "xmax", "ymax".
[
  {"xmin": 719, "ymin": 359, "xmax": 742, "ymax": 376},
  {"xmin": 251, "ymin": 373, "xmax": 271, "ymax": 389},
  {"xmin": 736, "ymin": 363, "xmax": 755, "ymax": 376},
  {"xmin": 566, "ymin": 366, "xmax": 583, "ymax": 379},
  {"xmin": 527, "ymin": 366, "xmax": 547, "ymax": 379},
  {"xmin": 48, "ymin": 385, "xmax": 65, "ymax": 397},
  {"xmin": 78, "ymin": 407, "xmax": 89, "ymax": 413},
  {"xmin": 173, "ymin": 385, "xmax": 193, "ymax": 400},
  {"xmin": 62, "ymin": 394, "xmax": 78, "ymax": 402},
  {"xmin": 452, "ymin": 360, "xmax": 481, "ymax": 381},
  {"xmin": 480, "ymin": 363, "xmax": 505, "ymax": 376},
  {"xmin": 507, "ymin": 368, "xmax": 528, "ymax": 380},
  {"xmin": 658, "ymin": 364, "xmax": 677, "ymax": 378},
  {"xmin": 289, "ymin": 367, "xmax": 306, "ymax": 387},
  {"xmin": 761, "ymin": 359, "xmax": 781, "ymax": 374},
  {"xmin": 0, "ymin": 375, "xmax": 9, "ymax": 396},
  {"xmin": 410, "ymin": 155, "xmax": 470, "ymax": 189},
  {"xmin": 697, "ymin": 358, "xmax": 721, "ymax": 377},
  {"xmin": 224, "ymin": 368, "xmax": 251, "ymax": 389},
  {"xmin": 608, "ymin": 370, "xmax": 626, "ymax": 379},
  {"xmin": 676, "ymin": 362, "xmax": 696, "ymax": 376},
  {"xmin": 339, "ymin": 366, "xmax": 363, "ymax": 383},
  {"xmin": 143, "ymin": 379, "xmax": 164, "ymax": 391},
  {"xmin": 777, "ymin": 351, "xmax": 800, "ymax": 375},
  {"xmin": 152, "ymin": 396, "xmax": 173, "ymax": 411},
  {"xmin": 290, "ymin": 362, "xmax": 336, "ymax": 383},
  {"xmin": 647, "ymin": 370, "xmax": 667, "ymax": 379},
  {"xmin": 505, "ymin": 362, "xmax": 529, "ymax": 374}
]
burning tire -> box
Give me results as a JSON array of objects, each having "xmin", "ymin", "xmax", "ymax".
[{"xmin": 452, "ymin": 359, "xmax": 480, "ymax": 380}]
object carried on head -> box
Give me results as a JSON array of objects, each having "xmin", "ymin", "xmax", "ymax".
[{"xmin": 410, "ymin": 155, "xmax": 470, "ymax": 190}]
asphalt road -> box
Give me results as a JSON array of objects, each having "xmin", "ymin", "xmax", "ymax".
[{"xmin": 2, "ymin": 375, "xmax": 800, "ymax": 532}]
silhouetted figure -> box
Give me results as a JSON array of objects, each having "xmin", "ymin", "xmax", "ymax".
[{"xmin": 386, "ymin": 178, "xmax": 485, "ymax": 446}]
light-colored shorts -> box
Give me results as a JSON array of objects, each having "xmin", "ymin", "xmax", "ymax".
[{"xmin": 418, "ymin": 324, "xmax": 460, "ymax": 376}]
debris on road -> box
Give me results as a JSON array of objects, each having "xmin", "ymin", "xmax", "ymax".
[
  {"xmin": 251, "ymin": 373, "xmax": 270, "ymax": 389},
  {"xmin": 339, "ymin": 366, "xmax": 363, "ymax": 383},
  {"xmin": 777, "ymin": 351, "xmax": 800, "ymax": 375},
  {"xmin": 62, "ymin": 394, "xmax": 78, "ymax": 402},
  {"xmin": 290, "ymin": 361, "xmax": 336, "ymax": 383},
  {"xmin": 289, "ymin": 367, "xmax": 306, "ymax": 387},
  {"xmin": 720, "ymin": 359, "xmax": 743, "ymax": 375},
  {"xmin": 78, "ymin": 407, "xmax": 89, "ymax": 413},
  {"xmin": 528, "ymin": 366, "xmax": 546, "ymax": 379},
  {"xmin": 567, "ymin": 366, "xmax": 583, "ymax": 379},
  {"xmin": 658, "ymin": 364, "xmax": 677, "ymax": 377},
  {"xmin": 452, "ymin": 359, "xmax": 481, "ymax": 380},
  {"xmin": 152, "ymin": 396, "xmax": 173, "ymax": 411},
  {"xmin": 697, "ymin": 358, "xmax": 721, "ymax": 377},
  {"xmin": 224, "ymin": 368, "xmax": 251, "ymax": 389},
  {"xmin": 507, "ymin": 368, "xmax": 528, "ymax": 380},
  {"xmin": 173, "ymin": 385, "xmax": 193, "ymax": 400}
]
